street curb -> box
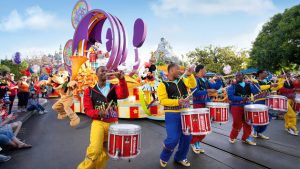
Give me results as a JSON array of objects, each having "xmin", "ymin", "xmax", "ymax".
[{"xmin": 18, "ymin": 101, "xmax": 49, "ymax": 123}]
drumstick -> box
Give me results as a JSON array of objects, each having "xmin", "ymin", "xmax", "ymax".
[
  {"xmin": 184, "ymin": 88, "xmax": 197, "ymax": 100},
  {"xmin": 282, "ymin": 68, "xmax": 291, "ymax": 86},
  {"xmin": 245, "ymin": 75, "xmax": 262, "ymax": 92},
  {"xmin": 106, "ymin": 100, "xmax": 114, "ymax": 111}
]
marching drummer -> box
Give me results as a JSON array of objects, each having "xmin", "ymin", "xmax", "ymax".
[
  {"xmin": 252, "ymin": 70, "xmax": 281, "ymax": 139},
  {"xmin": 157, "ymin": 63, "xmax": 196, "ymax": 167},
  {"xmin": 227, "ymin": 72, "xmax": 260, "ymax": 145},
  {"xmin": 278, "ymin": 73, "xmax": 299, "ymax": 136},
  {"xmin": 190, "ymin": 64, "xmax": 222, "ymax": 154},
  {"xmin": 77, "ymin": 66, "xmax": 129, "ymax": 169}
]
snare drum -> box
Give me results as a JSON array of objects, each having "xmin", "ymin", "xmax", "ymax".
[
  {"xmin": 108, "ymin": 124, "xmax": 141, "ymax": 159},
  {"xmin": 181, "ymin": 108, "xmax": 211, "ymax": 135},
  {"xmin": 206, "ymin": 102, "xmax": 229, "ymax": 124},
  {"xmin": 244, "ymin": 104, "xmax": 269, "ymax": 125},
  {"xmin": 294, "ymin": 97, "xmax": 300, "ymax": 113},
  {"xmin": 266, "ymin": 95, "xmax": 288, "ymax": 112}
]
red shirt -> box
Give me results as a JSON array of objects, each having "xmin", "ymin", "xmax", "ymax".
[{"xmin": 8, "ymin": 81, "xmax": 17, "ymax": 96}]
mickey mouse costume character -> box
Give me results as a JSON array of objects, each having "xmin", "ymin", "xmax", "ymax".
[{"xmin": 78, "ymin": 66, "xmax": 129, "ymax": 169}]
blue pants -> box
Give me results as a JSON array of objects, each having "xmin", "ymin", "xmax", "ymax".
[
  {"xmin": 253, "ymin": 100, "xmax": 273, "ymax": 134},
  {"xmin": 160, "ymin": 112, "xmax": 192, "ymax": 162},
  {"xmin": 27, "ymin": 104, "xmax": 45, "ymax": 112}
]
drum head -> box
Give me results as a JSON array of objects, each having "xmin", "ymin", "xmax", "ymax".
[
  {"xmin": 245, "ymin": 104, "xmax": 268, "ymax": 111},
  {"xmin": 267, "ymin": 95, "xmax": 288, "ymax": 100},
  {"xmin": 182, "ymin": 108, "xmax": 209, "ymax": 114},
  {"xmin": 109, "ymin": 124, "xmax": 141, "ymax": 134}
]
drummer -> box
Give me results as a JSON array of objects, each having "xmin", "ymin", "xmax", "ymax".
[
  {"xmin": 77, "ymin": 66, "xmax": 129, "ymax": 169},
  {"xmin": 227, "ymin": 72, "xmax": 260, "ymax": 145},
  {"xmin": 190, "ymin": 64, "xmax": 222, "ymax": 154},
  {"xmin": 278, "ymin": 73, "xmax": 299, "ymax": 136},
  {"xmin": 252, "ymin": 70, "xmax": 281, "ymax": 139},
  {"xmin": 157, "ymin": 63, "xmax": 196, "ymax": 167}
]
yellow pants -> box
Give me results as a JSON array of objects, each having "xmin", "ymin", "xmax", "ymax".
[
  {"xmin": 284, "ymin": 99, "xmax": 298, "ymax": 131},
  {"xmin": 78, "ymin": 120, "xmax": 110, "ymax": 169}
]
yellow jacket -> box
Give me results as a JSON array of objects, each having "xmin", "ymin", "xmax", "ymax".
[{"xmin": 157, "ymin": 74, "xmax": 197, "ymax": 112}]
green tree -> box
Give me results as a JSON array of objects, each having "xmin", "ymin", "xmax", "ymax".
[
  {"xmin": 250, "ymin": 4, "xmax": 300, "ymax": 72},
  {"xmin": 186, "ymin": 45, "xmax": 248, "ymax": 74},
  {"xmin": 0, "ymin": 59, "xmax": 29, "ymax": 79}
]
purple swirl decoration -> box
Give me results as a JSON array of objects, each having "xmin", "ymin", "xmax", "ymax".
[{"xmin": 72, "ymin": 9, "xmax": 147, "ymax": 71}]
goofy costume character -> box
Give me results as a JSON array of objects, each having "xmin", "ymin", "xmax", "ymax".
[
  {"xmin": 191, "ymin": 64, "xmax": 222, "ymax": 154},
  {"xmin": 78, "ymin": 67, "xmax": 129, "ymax": 169},
  {"xmin": 157, "ymin": 63, "xmax": 196, "ymax": 168},
  {"xmin": 228, "ymin": 72, "xmax": 260, "ymax": 145}
]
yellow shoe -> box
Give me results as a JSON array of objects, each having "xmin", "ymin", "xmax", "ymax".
[
  {"xmin": 160, "ymin": 159, "xmax": 167, "ymax": 168},
  {"xmin": 176, "ymin": 159, "xmax": 191, "ymax": 167}
]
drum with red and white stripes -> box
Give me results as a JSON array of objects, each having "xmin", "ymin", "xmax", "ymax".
[
  {"xmin": 266, "ymin": 95, "xmax": 288, "ymax": 113},
  {"xmin": 108, "ymin": 124, "xmax": 141, "ymax": 160},
  {"xmin": 181, "ymin": 108, "xmax": 211, "ymax": 135},
  {"xmin": 206, "ymin": 102, "xmax": 229, "ymax": 124},
  {"xmin": 294, "ymin": 97, "xmax": 300, "ymax": 113},
  {"xmin": 244, "ymin": 104, "xmax": 269, "ymax": 126}
]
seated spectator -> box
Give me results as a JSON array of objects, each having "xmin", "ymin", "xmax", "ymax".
[
  {"xmin": 0, "ymin": 114, "xmax": 31, "ymax": 149},
  {"xmin": 0, "ymin": 146, "xmax": 11, "ymax": 162},
  {"xmin": 27, "ymin": 94, "xmax": 47, "ymax": 115}
]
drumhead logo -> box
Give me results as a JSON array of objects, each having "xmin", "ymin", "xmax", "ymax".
[{"xmin": 192, "ymin": 117, "xmax": 198, "ymax": 122}]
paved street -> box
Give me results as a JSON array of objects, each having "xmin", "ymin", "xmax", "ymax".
[{"xmin": 1, "ymin": 99, "xmax": 300, "ymax": 169}]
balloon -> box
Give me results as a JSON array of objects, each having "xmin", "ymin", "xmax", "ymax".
[
  {"xmin": 21, "ymin": 68, "xmax": 30, "ymax": 76},
  {"xmin": 223, "ymin": 65, "xmax": 232, "ymax": 75},
  {"xmin": 12, "ymin": 52, "xmax": 22, "ymax": 64},
  {"xmin": 31, "ymin": 65, "xmax": 41, "ymax": 74}
]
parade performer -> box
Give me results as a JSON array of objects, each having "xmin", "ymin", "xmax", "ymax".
[
  {"xmin": 158, "ymin": 63, "xmax": 196, "ymax": 167},
  {"xmin": 190, "ymin": 64, "xmax": 222, "ymax": 154},
  {"xmin": 278, "ymin": 74, "xmax": 299, "ymax": 136},
  {"xmin": 41, "ymin": 70, "xmax": 80, "ymax": 127},
  {"xmin": 252, "ymin": 70, "xmax": 281, "ymax": 139},
  {"xmin": 228, "ymin": 72, "xmax": 260, "ymax": 145},
  {"xmin": 78, "ymin": 66, "xmax": 128, "ymax": 169}
]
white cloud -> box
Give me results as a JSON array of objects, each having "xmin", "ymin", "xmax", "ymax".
[
  {"xmin": 151, "ymin": 0, "xmax": 275, "ymax": 17},
  {"xmin": 215, "ymin": 22, "xmax": 264, "ymax": 49},
  {"xmin": 0, "ymin": 5, "xmax": 66, "ymax": 32}
]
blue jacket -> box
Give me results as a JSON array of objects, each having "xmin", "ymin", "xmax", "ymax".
[
  {"xmin": 192, "ymin": 77, "xmax": 222, "ymax": 104},
  {"xmin": 227, "ymin": 82, "xmax": 260, "ymax": 106}
]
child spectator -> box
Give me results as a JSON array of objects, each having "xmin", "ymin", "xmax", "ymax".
[{"xmin": 27, "ymin": 94, "xmax": 47, "ymax": 115}]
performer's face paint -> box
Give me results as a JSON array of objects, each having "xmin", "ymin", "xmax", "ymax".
[{"xmin": 97, "ymin": 66, "xmax": 108, "ymax": 81}]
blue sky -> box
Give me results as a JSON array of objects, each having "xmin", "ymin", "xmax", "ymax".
[{"xmin": 0, "ymin": 0, "xmax": 299, "ymax": 63}]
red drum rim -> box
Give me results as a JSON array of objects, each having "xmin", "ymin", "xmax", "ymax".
[
  {"xmin": 184, "ymin": 130, "xmax": 212, "ymax": 135},
  {"xmin": 108, "ymin": 151, "xmax": 141, "ymax": 160}
]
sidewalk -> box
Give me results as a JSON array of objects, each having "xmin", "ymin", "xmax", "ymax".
[{"xmin": 11, "ymin": 99, "xmax": 48, "ymax": 123}]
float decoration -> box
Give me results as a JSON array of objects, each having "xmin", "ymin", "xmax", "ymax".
[
  {"xmin": 71, "ymin": 0, "xmax": 91, "ymax": 29},
  {"xmin": 63, "ymin": 39, "xmax": 73, "ymax": 67}
]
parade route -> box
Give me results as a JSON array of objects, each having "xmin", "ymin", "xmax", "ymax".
[{"xmin": 1, "ymin": 100, "xmax": 299, "ymax": 169}]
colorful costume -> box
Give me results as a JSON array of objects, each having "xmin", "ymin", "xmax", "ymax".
[
  {"xmin": 157, "ymin": 75, "xmax": 196, "ymax": 164},
  {"xmin": 228, "ymin": 82, "xmax": 259, "ymax": 143},
  {"xmin": 252, "ymin": 78, "xmax": 284, "ymax": 137},
  {"xmin": 78, "ymin": 78, "xmax": 128, "ymax": 169},
  {"xmin": 278, "ymin": 80, "xmax": 298, "ymax": 134},
  {"xmin": 191, "ymin": 77, "xmax": 222, "ymax": 151}
]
